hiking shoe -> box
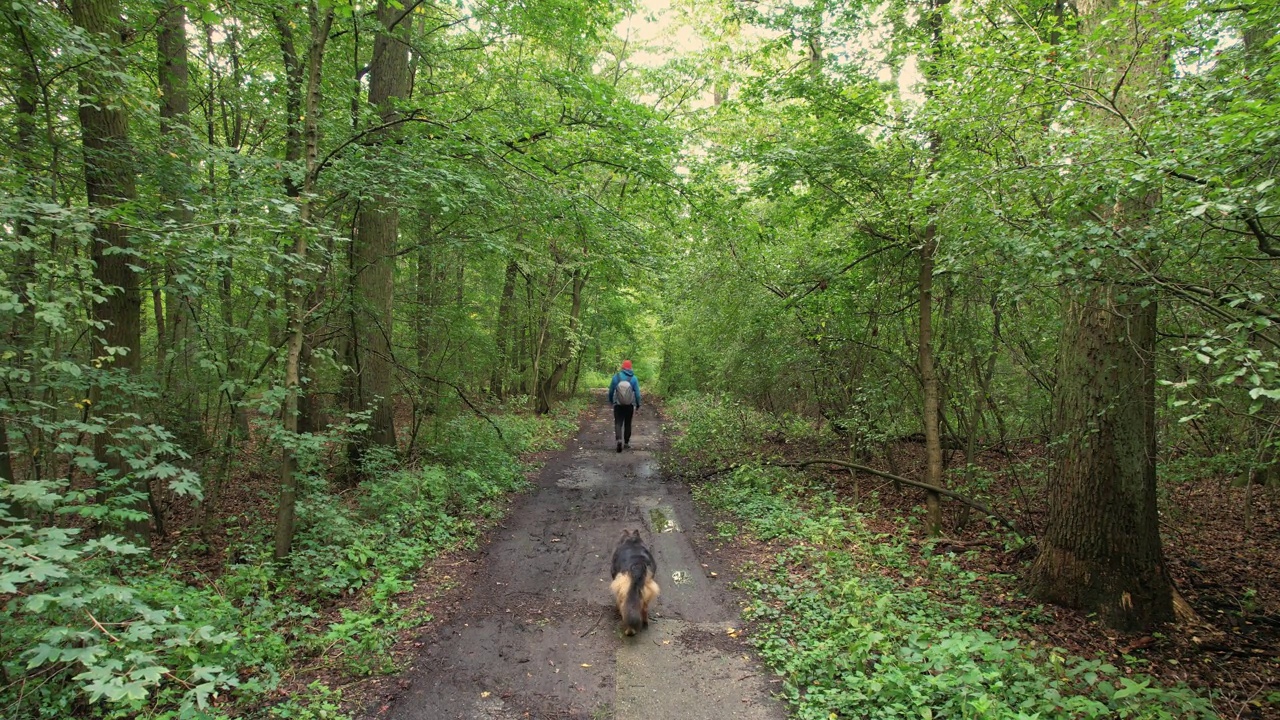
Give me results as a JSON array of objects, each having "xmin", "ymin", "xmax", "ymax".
[
  {"xmin": 623, "ymin": 443, "xmax": 630, "ymax": 450},
  {"xmin": 616, "ymin": 441, "xmax": 623, "ymax": 453}
]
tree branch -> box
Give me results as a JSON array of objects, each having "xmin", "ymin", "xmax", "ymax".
[
  {"xmin": 685, "ymin": 460, "xmax": 1026, "ymax": 538},
  {"xmin": 309, "ymin": 113, "xmax": 453, "ymax": 183},
  {"xmin": 780, "ymin": 458, "xmax": 1026, "ymax": 537}
]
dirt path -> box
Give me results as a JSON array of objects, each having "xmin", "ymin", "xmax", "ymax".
[{"xmin": 366, "ymin": 393, "xmax": 788, "ymax": 720}]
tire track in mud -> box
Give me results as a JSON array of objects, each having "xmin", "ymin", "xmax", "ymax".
[{"xmin": 368, "ymin": 393, "xmax": 787, "ymax": 720}]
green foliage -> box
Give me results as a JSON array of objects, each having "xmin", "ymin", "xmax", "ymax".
[
  {"xmin": 667, "ymin": 394, "xmax": 827, "ymax": 468},
  {"xmin": 1, "ymin": 404, "xmax": 577, "ymax": 718},
  {"xmin": 1, "ymin": 487, "xmax": 271, "ymax": 719},
  {"xmin": 742, "ymin": 537, "xmax": 1214, "ymax": 719},
  {"xmin": 672, "ymin": 398, "xmax": 1216, "ymax": 720},
  {"xmin": 267, "ymin": 682, "xmax": 351, "ymax": 720},
  {"xmin": 6, "ymin": 0, "xmax": 1279, "ymax": 714}
]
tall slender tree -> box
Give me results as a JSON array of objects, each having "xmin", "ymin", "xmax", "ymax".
[
  {"xmin": 72, "ymin": 0, "xmax": 147, "ymax": 539},
  {"xmin": 0, "ymin": 10, "xmax": 41, "ymax": 495},
  {"xmin": 917, "ymin": 0, "xmax": 949, "ymax": 537},
  {"xmin": 156, "ymin": 0, "xmax": 201, "ymax": 448},
  {"xmin": 274, "ymin": 1, "xmax": 335, "ymax": 560}
]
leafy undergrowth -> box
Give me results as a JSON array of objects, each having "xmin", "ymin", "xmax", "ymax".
[
  {"xmin": 1, "ymin": 398, "xmax": 583, "ymax": 720},
  {"xmin": 664, "ymin": 394, "xmax": 1218, "ymax": 720}
]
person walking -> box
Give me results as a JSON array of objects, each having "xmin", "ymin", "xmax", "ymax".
[{"xmin": 608, "ymin": 360, "xmax": 641, "ymax": 452}]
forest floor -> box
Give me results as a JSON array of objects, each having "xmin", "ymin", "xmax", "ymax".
[
  {"xmin": 201, "ymin": 396, "xmax": 1279, "ymax": 718},
  {"xmin": 342, "ymin": 393, "xmax": 788, "ymax": 720},
  {"xmin": 727, "ymin": 431, "xmax": 1280, "ymax": 719}
]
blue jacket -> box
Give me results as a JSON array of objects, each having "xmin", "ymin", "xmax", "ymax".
[{"xmin": 608, "ymin": 370, "xmax": 640, "ymax": 408}]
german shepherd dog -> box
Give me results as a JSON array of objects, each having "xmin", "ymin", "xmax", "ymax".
[{"xmin": 610, "ymin": 530, "xmax": 660, "ymax": 636}]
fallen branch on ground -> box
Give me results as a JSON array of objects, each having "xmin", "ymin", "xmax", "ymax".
[
  {"xmin": 680, "ymin": 458, "xmax": 1027, "ymax": 539},
  {"xmin": 780, "ymin": 458, "xmax": 1026, "ymax": 539}
]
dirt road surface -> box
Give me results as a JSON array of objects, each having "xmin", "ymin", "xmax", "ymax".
[{"xmin": 367, "ymin": 393, "xmax": 788, "ymax": 720}]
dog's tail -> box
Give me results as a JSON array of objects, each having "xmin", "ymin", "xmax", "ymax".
[{"xmin": 622, "ymin": 558, "xmax": 655, "ymax": 630}]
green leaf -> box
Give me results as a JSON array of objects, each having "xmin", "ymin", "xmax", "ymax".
[
  {"xmin": 24, "ymin": 643, "xmax": 62, "ymax": 668},
  {"xmin": 130, "ymin": 665, "xmax": 169, "ymax": 685},
  {"xmin": 0, "ymin": 571, "xmax": 26, "ymax": 593},
  {"xmin": 1112, "ymin": 677, "xmax": 1149, "ymax": 700}
]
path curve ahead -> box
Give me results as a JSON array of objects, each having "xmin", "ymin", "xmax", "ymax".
[{"xmin": 369, "ymin": 392, "xmax": 788, "ymax": 720}]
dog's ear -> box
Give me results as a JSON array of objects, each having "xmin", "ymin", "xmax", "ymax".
[
  {"xmin": 619, "ymin": 530, "xmax": 632, "ymax": 542},
  {"xmin": 631, "ymin": 529, "xmax": 641, "ymax": 540}
]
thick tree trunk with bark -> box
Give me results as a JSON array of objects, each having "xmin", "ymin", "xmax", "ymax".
[
  {"xmin": 1030, "ymin": 0, "xmax": 1174, "ymax": 630},
  {"xmin": 74, "ymin": 0, "xmax": 140, "ymax": 372},
  {"xmin": 350, "ymin": 0, "xmax": 411, "ymax": 455},
  {"xmin": 72, "ymin": 0, "xmax": 147, "ymax": 540},
  {"xmin": 1030, "ymin": 290, "xmax": 1171, "ymax": 629}
]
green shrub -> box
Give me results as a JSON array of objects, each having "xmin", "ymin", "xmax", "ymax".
[
  {"xmin": 1, "ymin": 491, "xmax": 269, "ymax": 719},
  {"xmin": 267, "ymin": 682, "xmax": 350, "ymax": 720},
  {"xmin": 747, "ymin": 544, "xmax": 1214, "ymax": 719},
  {"xmin": 2, "ymin": 400, "xmax": 582, "ymax": 718},
  {"xmin": 666, "ymin": 394, "xmax": 824, "ymax": 467}
]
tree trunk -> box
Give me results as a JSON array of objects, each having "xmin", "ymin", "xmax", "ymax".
[
  {"xmin": 2, "ymin": 12, "xmax": 41, "ymax": 500},
  {"xmin": 273, "ymin": 6, "xmax": 320, "ymax": 438},
  {"xmin": 918, "ymin": 224, "xmax": 944, "ymax": 536},
  {"xmin": 455, "ymin": 248, "xmax": 466, "ymax": 307},
  {"xmin": 537, "ymin": 268, "xmax": 585, "ymax": 413},
  {"xmin": 983, "ymin": 293, "xmax": 1008, "ymax": 447},
  {"xmin": 529, "ymin": 264, "xmax": 560, "ymax": 412},
  {"xmin": 518, "ymin": 271, "xmax": 534, "ymax": 396},
  {"xmin": 157, "ymin": 0, "xmax": 203, "ymax": 451},
  {"xmin": 492, "ymin": 257, "xmax": 520, "ymax": 398},
  {"xmin": 915, "ymin": 0, "xmax": 949, "ymax": 538},
  {"xmin": 415, "ymin": 208, "xmax": 437, "ymax": 393},
  {"xmin": 1030, "ymin": 0, "xmax": 1173, "ymax": 630},
  {"xmin": 157, "ymin": 0, "xmax": 192, "ymax": 320},
  {"xmin": 274, "ymin": 2, "xmax": 334, "ymax": 560},
  {"xmin": 275, "ymin": 230, "xmax": 308, "ymax": 560},
  {"xmin": 73, "ymin": 0, "xmax": 140, "ymax": 375},
  {"xmin": 350, "ymin": 0, "xmax": 410, "ymax": 456},
  {"xmin": 72, "ymin": 0, "xmax": 147, "ymax": 541},
  {"xmin": 274, "ymin": 9, "xmax": 305, "ymax": 200},
  {"xmin": 1030, "ymin": 290, "xmax": 1171, "ymax": 629}
]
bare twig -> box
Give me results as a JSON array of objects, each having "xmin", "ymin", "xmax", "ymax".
[
  {"xmin": 85, "ymin": 610, "xmax": 121, "ymax": 643},
  {"xmin": 580, "ymin": 613, "xmax": 605, "ymax": 638}
]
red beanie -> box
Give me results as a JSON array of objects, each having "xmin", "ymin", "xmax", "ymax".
[{"xmin": 622, "ymin": 360, "xmax": 632, "ymax": 370}]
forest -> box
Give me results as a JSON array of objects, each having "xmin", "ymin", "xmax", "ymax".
[{"xmin": 0, "ymin": 0, "xmax": 1277, "ymax": 717}]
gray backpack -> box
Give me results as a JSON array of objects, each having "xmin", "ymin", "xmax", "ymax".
[{"xmin": 614, "ymin": 375, "xmax": 635, "ymax": 406}]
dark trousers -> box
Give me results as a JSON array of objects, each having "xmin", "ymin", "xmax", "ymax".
[{"xmin": 613, "ymin": 404, "xmax": 634, "ymax": 444}]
